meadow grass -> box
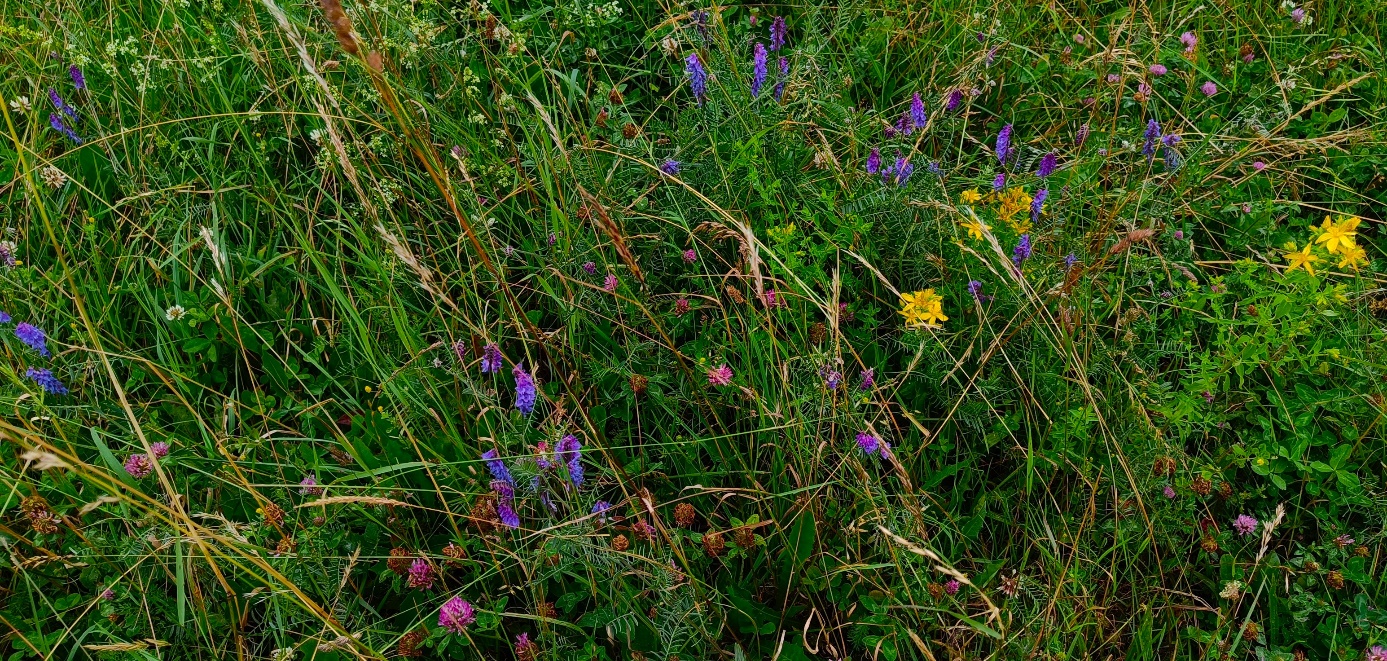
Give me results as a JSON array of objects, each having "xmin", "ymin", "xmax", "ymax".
[{"xmin": 2, "ymin": 0, "xmax": 1387, "ymax": 658}]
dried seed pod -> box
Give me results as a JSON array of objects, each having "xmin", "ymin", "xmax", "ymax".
[
  {"xmin": 674, "ymin": 503, "xmax": 696, "ymax": 528},
  {"xmin": 611, "ymin": 534, "xmax": 630, "ymax": 551},
  {"xmin": 703, "ymin": 531, "xmax": 726, "ymax": 557}
]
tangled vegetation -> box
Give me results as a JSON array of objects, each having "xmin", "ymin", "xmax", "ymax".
[{"xmin": 3, "ymin": 0, "xmax": 1387, "ymax": 658}]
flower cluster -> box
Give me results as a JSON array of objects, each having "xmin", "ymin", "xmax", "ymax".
[
  {"xmin": 898, "ymin": 290, "xmax": 947, "ymax": 329},
  {"xmin": 513, "ymin": 362, "xmax": 537, "ymax": 415},
  {"xmin": 1283, "ymin": 215, "xmax": 1365, "ymax": 273},
  {"xmin": 555, "ymin": 434, "xmax": 585, "ymax": 487}
]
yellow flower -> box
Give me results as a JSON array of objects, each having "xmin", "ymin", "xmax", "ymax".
[
  {"xmin": 1313, "ymin": 215, "xmax": 1359, "ymax": 254},
  {"xmin": 960, "ymin": 218, "xmax": 989, "ymax": 241},
  {"xmin": 1283, "ymin": 242, "xmax": 1319, "ymax": 275},
  {"xmin": 1337, "ymin": 242, "xmax": 1367, "ymax": 270},
  {"xmin": 899, "ymin": 290, "xmax": 946, "ymax": 328},
  {"xmin": 916, "ymin": 301, "xmax": 948, "ymax": 328},
  {"xmin": 959, "ymin": 188, "xmax": 982, "ymax": 205},
  {"xmin": 996, "ymin": 187, "xmax": 1032, "ymax": 221}
]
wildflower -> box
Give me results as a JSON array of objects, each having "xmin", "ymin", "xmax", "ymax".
[
  {"xmin": 674, "ymin": 298, "xmax": 690, "ymax": 315},
  {"xmin": 866, "ymin": 148, "xmax": 881, "ymax": 175},
  {"xmin": 855, "ymin": 431, "xmax": 880, "ymax": 455},
  {"xmin": 968, "ymin": 280, "xmax": 985, "ymax": 302},
  {"xmin": 895, "ymin": 113, "xmax": 911, "ymax": 137},
  {"xmin": 48, "ymin": 114, "xmax": 81, "ymax": 144},
  {"xmin": 944, "ymin": 579, "xmax": 960, "ymax": 595},
  {"xmin": 1136, "ymin": 82, "xmax": 1152, "ymax": 99},
  {"xmin": 1241, "ymin": 43, "xmax": 1255, "ymax": 63},
  {"xmin": 25, "ymin": 367, "xmax": 68, "ymax": 395},
  {"xmin": 408, "ymin": 558, "xmax": 435, "ymax": 589},
  {"xmin": 582, "ymin": 261, "xmax": 597, "ymax": 275},
  {"xmin": 1106, "ymin": 73, "xmax": 1120, "ymax": 84},
  {"xmin": 1200, "ymin": 81, "xmax": 1218, "ymax": 96},
  {"xmin": 824, "ymin": 370, "xmax": 842, "ymax": 390},
  {"xmin": 9, "ymin": 96, "xmax": 30, "ymax": 113},
  {"xmin": 1074, "ymin": 33, "xmax": 1085, "ymax": 43},
  {"xmin": 1149, "ymin": 64, "xmax": 1167, "ymax": 76},
  {"xmin": 751, "ymin": 43, "xmax": 768, "ymax": 97},
  {"xmin": 660, "ymin": 160, "xmax": 680, "ymax": 175},
  {"xmin": 15, "ymin": 323, "xmax": 50, "ymax": 357},
  {"xmin": 946, "ymin": 89, "xmax": 963, "ymax": 112},
  {"xmin": 1314, "ymin": 215, "xmax": 1359, "ymax": 254},
  {"xmin": 998, "ymin": 574, "xmax": 1020, "ymax": 598},
  {"xmin": 1030, "ymin": 189, "xmax": 1047, "ymax": 224},
  {"xmin": 769, "ymin": 16, "xmax": 787, "ymax": 51},
  {"xmin": 556, "ymin": 434, "xmax": 585, "ymax": 486},
  {"xmin": 47, "ymin": 88, "xmax": 77, "ymax": 121},
  {"xmin": 1337, "ymin": 242, "xmax": 1367, "ymax": 269},
  {"xmin": 145, "ymin": 442, "xmax": 170, "ymax": 460},
  {"xmin": 910, "ymin": 92, "xmax": 927, "ymax": 129},
  {"xmin": 604, "ymin": 274, "xmax": 618, "ymax": 292},
  {"xmin": 0, "ymin": 312, "xmax": 9, "ymax": 323},
  {"xmin": 481, "ymin": 343, "xmax": 503, "ymax": 373},
  {"xmin": 858, "ymin": 369, "xmax": 874, "ymax": 390},
  {"xmin": 992, "ymin": 173, "xmax": 1006, "ymax": 191},
  {"xmin": 1252, "ymin": 160, "xmax": 1266, "ymax": 171},
  {"xmin": 995, "ymin": 124, "xmax": 1013, "ymax": 164},
  {"xmin": 1163, "ymin": 485, "xmax": 1176, "ymax": 499},
  {"xmin": 515, "ymin": 633, "xmax": 537, "ymax": 661},
  {"xmin": 1220, "ymin": 580, "xmax": 1243, "ymax": 599},
  {"xmin": 513, "ymin": 362, "xmax": 537, "ymax": 415},
  {"xmin": 893, "ymin": 158, "xmax": 914, "ymax": 186},
  {"xmin": 294, "ymin": 473, "xmax": 323, "ymax": 496},
  {"xmin": 1141, "ymin": 119, "xmax": 1161, "ymax": 162},
  {"xmin": 1290, "ymin": 7, "xmax": 1306, "ymax": 23},
  {"xmin": 899, "ymin": 290, "xmax": 947, "ymax": 328},
  {"xmin": 438, "ymin": 596, "xmax": 476, "ymax": 634},
  {"xmin": 960, "ymin": 188, "xmax": 982, "ymax": 205},
  {"xmin": 683, "ymin": 248, "xmax": 697, "ymax": 263},
  {"xmin": 1232, "ymin": 514, "xmax": 1258, "ymax": 536},
  {"xmin": 483, "ymin": 449, "xmax": 514, "ymax": 485},
  {"xmin": 493, "ymin": 480, "xmax": 520, "ymax": 528},
  {"xmin": 764, "ymin": 289, "xmax": 779, "ymax": 307},
  {"xmin": 40, "ymin": 164, "xmax": 68, "ymax": 188},
  {"xmin": 708, "ymin": 364, "xmax": 734, "ymax": 386},
  {"xmin": 685, "ymin": 53, "xmax": 708, "ymax": 105},
  {"xmin": 1283, "ymin": 243, "xmax": 1319, "ymax": 276},
  {"xmin": 124, "ymin": 453, "xmax": 153, "ymax": 479},
  {"xmin": 1037, "ymin": 152, "xmax": 1057, "ymax": 178},
  {"xmin": 927, "ymin": 161, "xmax": 941, "ymax": 175},
  {"xmin": 591, "ymin": 501, "xmax": 612, "ymax": 523},
  {"xmin": 69, "ymin": 65, "xmax": 86, "ymax": 90},
  {"xmin": 773, "ymin": 56, "xmax": 788, "ymax": 101},
  {"xmin": 961, "ymin": 218, "xmax": 988, "ymax": 241},
  {"xmin": 1366, "ymin": 647, "xmax": 1387, "ymax": 661},
  {"xmin": 1076, "ymin": 123, "xmax": 1090, "ymax": 148},
  {"xmin": 1012, "ymin": 234, "xmax": 1032, "ymax": 267}
]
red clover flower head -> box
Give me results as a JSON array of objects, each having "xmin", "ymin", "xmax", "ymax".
[
  {"xmin": 683, "ymin": 249, "xmax": 697, "ymax": 263},
  {"xmin": 1334, "ymin": 534, "xmax": 1355, "ymax": 548},
  {"xmin": 707, "ymin": 364, "xmax": 733, "ymax": 386},
  {"xmin": 944, "ymin": 579, "xmax": 960, "ymax": 595},
  {"xmin": 407, "ymin": 558, "xmax": 435, "ymax": 589},
  {"xmin": 438, "ymin": 596, "xmax": 476, "ymax": 634},
  {"xmin": 603, "ymin": 274, "xmax": 618, "ymax": 292},
  {"xmin": 1180, "ymin": 32, "xmax": 1197, "ymax": 53},
  {"xmin": 582, "ymin": 261, "xmax": 597, "ymax": 275},
  {"xmin": 124, "ymin": 453, "xmax": 153, "ymax": 479},
  {"xmin": 674, "ymin": 298, "xmax": 690, "ymax": 316},
  {"xmin": 1149, "ymin": 63, "xmax": 1167, "ymax": 75},
  {"xmin": 1200, "ymin": 81, "xmax": 1218, "ymax": 96},
  {"xmin": 1232, "ymin": 514, "xmax": 1258, "ymax": 536},
  {"xmin": 1367, "ymin": 646, "xmax": 1387, "ymax": 661},
  {"xmin": 150, "ymin": 442, "xmax": 170, "ymax": 459},
  {"xmin": 299, "ymin": 474, "xmax": 323, "ymax": 495}
]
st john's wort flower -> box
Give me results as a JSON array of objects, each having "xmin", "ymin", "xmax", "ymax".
[
  {"xmin": 481, "ymin": 343, "xmax": 503, "ymax": 374},
  {"xmin": 685, "ymin": 53, "xmax": 708, "ymax": 105},
  {"xmin": 438, "ymin": 596, "xmax": 476, "ymax": 633},
  {"xmin": 1232, "ymin": 514, "xmax": 1258, "ymax": 536},
  {"xmin": 25, "ymin": 367, "xmax": 68, "ymax": 395},
  {"xmin": 124, "ymin": 453, "xmax": 153, "ymax": 479},
  {"xmin": 769, "ymin": 16, "xmax": 786, "ymax": 51},
  {"xmin": 995, "ymin": 124, "xmax": 1013, "ymax": 164},
  {"xmin": 751, "ymin": 43, "xmax": 768, "ymax": 97},
  {"xmin": 15, "ymin": 323, "xmax": 50, "ymax": 357},
  {"xmin": 1037, "ymin": 152, "xmax": 1057, "ymax": 178},
  {"xmin": 707, "ymin": 364, "xmax": 733, "ymax": 386},
  {"xmin": 866, "ymin": 148, "xmax": 881, "ymax": 175},
  {"xmin": 513, "ymin": 362, "xmax": 537, "ymax": 415}
]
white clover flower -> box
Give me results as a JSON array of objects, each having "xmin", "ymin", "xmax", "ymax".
[{"xmin": 165, "ymin": 305, "xmax": 188, "ymax": 321}]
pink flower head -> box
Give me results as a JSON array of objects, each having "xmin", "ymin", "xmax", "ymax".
[
  {"xmin": 764, "ymin": 289, "xmax": 779, "ymax": 308},
  {"xmin": 1334, "ymin": 534, "xmax": 1356, "ymax": 548},
  {"xmin": 582, "ymin": 261, "xmax": 597, "ymax": 275},
  {"xmin": 1200, "ymin": 81, "xmax": 1218, "ymax": 96},
  {"xmin": 150, "ymin": 442, "xmax": 170, "ymax": 458},
  {"xmin": 674, "ymin": 298, "xmax": 690, "ymax": 316},
  {"xmin": 1365, "ymin": 646, "xmax": 1387, "ymax": 661},
  {"xmin": 1253, "ymin": 161, "xmax": 1266, "ymax": 171},
  {"xmin": 1106, "ymin": 73, "xmax": 1120, "ymax": 84},
  {"xmin": 1243, "ymin": 49, "xmax": 1256, "ymax": 63},
  {"xmin": 1149, "ymin": 64, "xmax": 1168, "ymax": 75},
  {"xmin": 707, "ymin": 364, "xmax": 734, "ymax": 386},
  {"xmin": 683, "ymin": 249, "xmax": 697, "ymax": 263},
  {"xmin": 944, "ymin": 579, "xmax": 960, "ymax": 595},
  {"xmin": 1073, "ymin": 33, "xmax": 1085, "ymax": 44},
  {"xmin": 407, "ymin": 557, "xmax": 435, "ymax": 590},
  {"xmin": 1180, "ymin": 32, "xmax": 1197, "ymax": 52},
  {"xmin": 299, "ymin": 474, "xmax": 324, "ymax": 496},
  {"xmin": 124, "ymin": 454, "xmax": 153, "ymax": 479},
  {"xmin": 1137, "ymin": 82, "xmax": 1152, "ymax": 97},
  {"xmin": 1232, "ymin": 514, "xmax": 1258, "ymax": 536},
  {"xmin": 438, "ymin": 596, "xmax": 476, "ymax": 633},
  {"xmin": 1291, "ymin": 7, "xmax": 1305, "ymax": 23},
  {"xmin": 1162, "ymin": 485, "xmax": 1176, "ymax": 499},
  {"xmin": 604, "ymin": 274, "xmax": 618, "ymax": 292}
]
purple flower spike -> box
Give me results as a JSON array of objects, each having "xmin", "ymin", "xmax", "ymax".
[
  {"xmin": 866, "ymin": 148, "xmax": 881, "ymax": 175},
  {"xmin": 774, "ymin": 57, "xmax": 788, "ymax": 101},
  {"xmin": 1012, "ymin": 234, "xmax": 1032, "ymax": 267},
  {"xmin": 1142, "ymin": 119, "xmax": 1161, "ymax": 162},
  {"xmin": 1037, "ymin": 152, "xmax": 1057, "ymax": 178},
  {"xmin": 660, "ymin": 159, "xmax": 681, "ymax": 175},
  {"xmin": 1030, "ymin": 189, "xmax": 1047, "ymax": 223},
  {"xmin": 855, "ymin": 432, "xmax": 879, "ymax": 456},
  {"xmin": 946, "ymin": 89, "xmax": 963, "ymax": 112},
  {"xmin": 992, "ymin": 172, "xmax": 1006, "ymax": 191},
  {"xmin": 685, "ymin": 53, "xmax": 708, "ymax": 105},
  {"xmin": 556, "ymin": 434, "xmax": 585, "ymax": 486},
  {"xmin": 513, "ymin": 362, "xmax": 537, "ymax": 415},
  {"xmin": 751, "ymin": 43, "xmax": 768, "ymax": 97},
  {"xmin": 481, "ymin": 343, "xmax": 503, "ymax": 373},
  {"xmin": 483, "ymin": 449, "xmax": 514, "ymax": 485},
  {"xmin": 769, "ymin": 16, "xmax": 787, "ymax": 51},
  {"xmin": 858, "ymin": 369, "xmax": 874, "ymax": 390},
  {"xmin": 69, "ymin": 65, "xmax": 86, "ymax": 90},
  {"xmin": 910, "ymin": 92, "xmax": 927, "ymax": 129},
  {"xmin": 493, "ymin": 480, "xmax": 520, "ymax": 528},
  {"xmin": 15, "ymin": 323, "xmax": 50, "ymax": 357},
  {"xmin": 26, "ymin": 367, "xmax": 68, "ymax": 395},
  {"xmin": 996, "ymin": 124, "xmax": 1013, "ymax": 164}
]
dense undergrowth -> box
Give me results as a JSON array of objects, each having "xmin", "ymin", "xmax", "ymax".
[{"xmin": 3, "ymin": 0, "xmax": 1387, "ymax": 658}]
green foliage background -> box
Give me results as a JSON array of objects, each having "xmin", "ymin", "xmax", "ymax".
[{"xmin": 2, "ymin": 0, "xmax": 1387, "ymax": 658}]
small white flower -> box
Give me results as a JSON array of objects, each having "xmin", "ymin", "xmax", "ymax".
[
  {"xmin": 165, "ymin": 305, "xmax": 188, "ymax": 321},
  {"xmin": 9, "ymin": 96, "xmax": 31, "ymax": 113},
  {"xmin": 39, "ymin": 166, "xmax": 66, "ymax": 189},
  {"xmin": 1220, "ymin": 580, "xmax": 1243, "ymax": 600}
]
